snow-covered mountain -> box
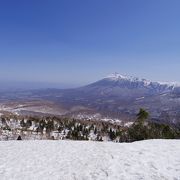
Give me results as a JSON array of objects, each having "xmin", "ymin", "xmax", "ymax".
[
  {"xmin": 106, "ymin": 72, "xmax": 179, "ymax": 89},
  {"xmin": 58, "ymin": 73, "xmax": 180, "ymax": 125},
  {"xmin": 1, "ymin": 73, "xmax": 180, "ymax": 126},
  {"xmin": 83, "ymin": 72, "xmax": 179, "ymax": 98}
]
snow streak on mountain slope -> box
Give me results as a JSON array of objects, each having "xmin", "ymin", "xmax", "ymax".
[{"xmin": 0, "ymin": 140, "xmax": 180, "ymax": 180}]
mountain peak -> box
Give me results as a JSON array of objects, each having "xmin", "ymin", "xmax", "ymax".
[
  {"xmin": 105, "ymin": 72, "xmax": 146, "ymax": 83},
  {"xmin": 106, "ymin": 72, "xmax": 128, "ymax": 80}
]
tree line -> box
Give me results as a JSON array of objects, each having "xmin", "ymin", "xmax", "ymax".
[{"xmin": 0, "ymin": 108, "xmax": 180, "ymax": 142}]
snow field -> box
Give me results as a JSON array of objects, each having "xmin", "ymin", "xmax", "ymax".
[{"xmin": 0, "ymin": 139, "xmax": 180, "ymax": 180}]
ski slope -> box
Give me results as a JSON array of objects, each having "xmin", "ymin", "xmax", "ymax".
[{"xmin": 0, "ymin": 140, "xmax": 180, "ymax": 180}]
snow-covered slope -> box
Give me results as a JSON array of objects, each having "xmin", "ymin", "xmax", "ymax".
[
  {"xmin": 80, "ymin": 72, "xmax": 179, "ymax": 99},
  {"xmin": 106, "ymin": 72, "xmax": 180, "ymax": 88},
  {"xmin": 100, "ymin": 72, "xmax": 178, "ymax": 93},
  {"xmin": 0, "ymin": 140, "xmax": 180, "ymax": 180}
]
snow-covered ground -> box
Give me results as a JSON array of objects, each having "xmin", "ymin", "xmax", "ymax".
[{"xmin": 0, "ymin": 140, "xmax": 180, "ymax": 180}]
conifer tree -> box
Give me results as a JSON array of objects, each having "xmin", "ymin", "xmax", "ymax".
[{"xmin": 136, "ymin": 108, "xmax": 149, "ymax": 124}]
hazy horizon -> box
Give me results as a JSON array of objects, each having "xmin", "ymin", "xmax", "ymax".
[
  {"xmin": 0, "ymin": 0, "xmax": 180, "ymax": 87},
  {"xmin": 1, "ymin": 72, "xmax": 180, "ymax": 90}
]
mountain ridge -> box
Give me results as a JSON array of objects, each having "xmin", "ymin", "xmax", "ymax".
[{"xmin": 81, "ymin": 73, "xmax": 179, "ymax": 99}]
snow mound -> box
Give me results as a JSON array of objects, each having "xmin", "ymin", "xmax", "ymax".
[{"xmin": 0, "ymin": 140, "xmax": 180, "ymax": 180}]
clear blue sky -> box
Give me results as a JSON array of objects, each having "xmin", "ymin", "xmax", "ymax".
[{"xmin": 0, "ymin": 0, "xmax": 180, "ymax": 88}]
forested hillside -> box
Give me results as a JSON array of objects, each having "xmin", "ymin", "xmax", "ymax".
[{"xmin": 1, "ymin": 109, "xmax": 179, "ymax": 142}]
